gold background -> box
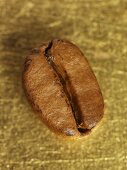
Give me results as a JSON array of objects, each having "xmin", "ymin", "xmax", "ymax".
[{"xmin": 0, "ymin": 0, "xmax": 127, "ymax": 169}]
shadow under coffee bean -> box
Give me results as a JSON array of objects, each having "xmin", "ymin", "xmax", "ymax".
[{"xmin": 22, "ymin": 39, "xmax": 104, "ymax": 139}]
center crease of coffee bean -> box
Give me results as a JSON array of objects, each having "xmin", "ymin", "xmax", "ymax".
[{"xmin": 44, "ymin": 40, "xmax": 91, "ymax": 135}]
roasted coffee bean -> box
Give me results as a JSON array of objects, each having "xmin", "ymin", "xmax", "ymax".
[{"xmin": 23, "ymin": 39, "xmax": 104, "ymax": 138}]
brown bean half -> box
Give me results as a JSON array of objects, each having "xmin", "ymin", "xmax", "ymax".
[{"xmin": 23, "ymin": 39, "xmax": 104, "ymax": 138}]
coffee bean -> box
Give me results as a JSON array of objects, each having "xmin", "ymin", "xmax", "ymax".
[{"xmin": 22, "ymin": 39, "xmax": 104, "ymax": 138}]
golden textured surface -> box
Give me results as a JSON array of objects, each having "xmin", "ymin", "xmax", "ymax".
[{"xmin": 0, "ymin": 0, "xmax": 127, "ymax": 169}]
